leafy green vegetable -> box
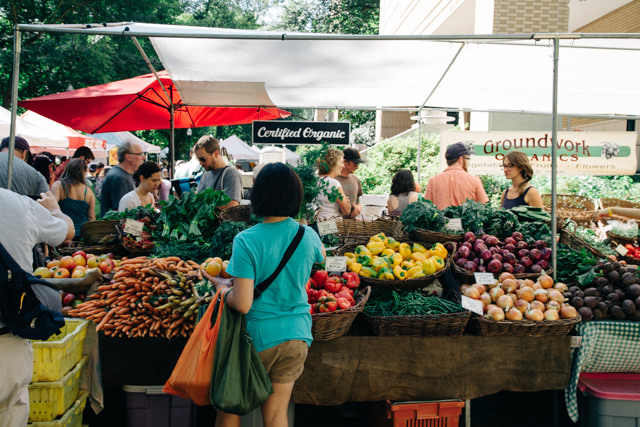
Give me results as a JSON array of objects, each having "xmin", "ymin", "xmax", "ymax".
[
  {"xmin": 482, "ymin": 209, "xmax": 520, "ymax": 239},
  {"xmin": 399, "ymin": 199, "xmax": 445, "ymax": 233},
  {"xmin": 364, "ymin": 289, "xmax": 463, "ymax": 316},
  {"xmin": 555, "ymin": 244, "xmax": 601, "ymax": 285},
  {"xmin": 102, "ymin": 205, "xmax": 159, "ymax": 223},
  {"xmin": 207, "ymin": 221, "xmax": 249, "ymax": 261},
  {"xmin": 518, "ymin": 221, "xmax": 552, "ymax": 245},
  {"xmin": 574, "ymin": 227, "xmax": 616, "ymax": 256}
]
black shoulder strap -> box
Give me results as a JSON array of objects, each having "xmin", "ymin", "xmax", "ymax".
[
  {"xmin": 253, "ymin": 225, "xmax": 305, "ymax": 299},
  {"xmin": 212, "ymin": 166, "xmax": 230, "ymax": 191}
]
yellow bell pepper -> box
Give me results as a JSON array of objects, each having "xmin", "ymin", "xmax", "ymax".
[
  {"xmin": 378, "ymin": 267, "xmax": 395, "ymax": 280},
  {"xmin": 355, "ymin": 245, "xmax": 372, "ymax": 257},
  {"xmin": 401, "ymin": 260, "xmax": 415, "ymax": 270},
  {"xmin": 411, "ymin": 252, "xmax": 427, "ymax": 263},
  {"xmin": 369, "ymin": 235, "xmax": 384, "ymax": 244},
  {"xmin": 422, "ymin": 257, "xmax": 437, "ymax": 275},
  {"xmin": 344, "ymin": 252, "xmax": 356, "ymax": 259},
  {"xmin": 412, "ymin": 243, "xmax": 428, "ymax": 254},
  {"xmin": 430, "ymin": 243, "xmax": 448, "ymax": 260},
  {"xmin": 360, "ymin": 266, "xmax": 378, "ymax": 278},
  {"xmin": 346, "ymin": 257, "xmax": 355, "ymax": 267},
  {"xmin": 385, "ymin": 238, "xmax": 400, "ymax": 251},
  {"xmin": 349, "ymin": 262, "xmax": 362, "ymax": 274},
  {"xmin": 393, "ymin": 265, "xmax": 407, "ymax": 280},
  {"xmin": 405, "ymin": 266, "xmax": 424, "ymax": 280},
  {"xmin": 381, "ymin": 248, "xmax": 395, "ymax": 257},
  {"xmin": 357, "ymin": 254, "xmax": 372, "ymax": 267},
  {"xmin": 366, "ymin": 241, "xmax": 385, "ymax": 256},
  {"xmin": 372, "ymin": 256, "xmax": 390, "ymax": 272},
  {"xmin": 398, "ymin": 243, "xmax": 412, "ymax": 260},
  {"xmin": 391, "ymin": 253, "xmax": 403, "ymax": 267},
  {"xmin": 432, "ymin": 255, "xmax": 446, "ymax": 271}
]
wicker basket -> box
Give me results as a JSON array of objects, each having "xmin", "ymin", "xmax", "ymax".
[
  {"xmin": 80, "ymin": 220, "xmax": 119, "ymax": 245},
  {"xmin": 364, "ymin": 310, "xmax": 470, "ymax": 337},
  {"xmin": 541, "ymin": 194, "xmax": 596, "ymax": 211},
  {"xmin": 471, "ymin": 314, "xmax": 581, "ymax": 337},
  {"xmin": 54, "ymin": 242, "xmax": 119, "ymax": 257},
  {"xmin": 452, "ymin": 262, "xmax": 552, "ymax": 285},
  {"xmin": 311, "ymin": 286, "xmax": 371, "ymax": 341},
  {"xmin": 411, "ymin": 228, "xmax": 463, "ymax": 244},
  {"xmin": 558, "ymin": 229, "xmax": 610, "ymax": 260},
  {"xmin": 334, "ymin": 217, "xmax": 408, "ymax": 247},
  {"xmin": 218, "ymin": 204, "xmax": 252, "ymax": 224},
  {"xmin": 599, "ymin": 198, "xmax": 640, "ymax": 210},
  {"xmin": 606, "ymin": 231, "xmax": 636, "ymax": 247}
]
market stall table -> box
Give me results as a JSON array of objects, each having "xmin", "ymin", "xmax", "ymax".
[{"xmin": 565, "ymin": 321, "xmax": 640, "ymax": 422}]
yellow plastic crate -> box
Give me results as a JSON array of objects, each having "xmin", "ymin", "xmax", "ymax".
[
  {"xmin": 29, "ymin": 357, "xmax": 88, "ymax": 422},
  {"xmin": 28, "ymin": 391, "xmax": 88, "ymax": 427},
  {"xmin": 32, "ymin": 318, "xmax": 88, "ymax": 382}
]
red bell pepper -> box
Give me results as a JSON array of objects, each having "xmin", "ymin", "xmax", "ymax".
[
  {"xmin": 336, "ymin": 297, "xmax": 352, "ymax": 310},
  {"xmin": 335, "ymin": 290, "xmax": 355, "ymax": 305},
  {"xmin": 316, "ymin": 295, "xmax": 338, "ymax": 312},
  {"xmin": 342, "ymin": 271, "xmax": 360, "ymax": 290},
  {"xmin": 307, "ymin": 288, "xmax": 319, "ymax": 304},
  {"xmin": 324, "ymin": 275, "xmax": 343, "ymax": 293},
  {"xmin": 312, "ymin": 270, "xmax": 329, "ymax": 289}
]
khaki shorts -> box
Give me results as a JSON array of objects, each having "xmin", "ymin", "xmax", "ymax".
[{"xmin": 258, "ymin": 340, "xmax": 308, "ymax": 384}]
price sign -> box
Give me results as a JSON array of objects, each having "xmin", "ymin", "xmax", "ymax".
[
  {"xmin": 364, "ymin": 205, "xmax": 384, "ymax": 220},
  {"xmin": 615, "ymin": 244, "xmax": 629, "ymax": 256},
  {"xmin": 601, "ymin": 224, "xmax": 613, "ymax": 232},
  {"xmin": 461, "ymin": 296, "xmax": 484, "ymax": 316},
  {"xmin": 446, "ymin": 218, "xmax": 463, "ymax": 231},
  {"xmin": 317, "ymin": 219, "xmax": 338, "ymax": 236},
  {"xmin": 325, "ymin": 256, "xmax": 347, "ymax": 273},
  {"xmin": 123, "ymin": 219, "xmax": 144, "ymax": 236},
  {"xmin": 474, "ymin": 272, "xmax": 497, "ymax": 285}
]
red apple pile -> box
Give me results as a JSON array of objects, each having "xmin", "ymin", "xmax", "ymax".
[
  {"xmin": 61, "ymin": 291, "xmax": 85, "ymax": 316},
  {"xmin": 33, "ymin": 251, "xmax": 120, "ymax": 279}
]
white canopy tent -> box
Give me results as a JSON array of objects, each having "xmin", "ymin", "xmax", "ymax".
[
  {"xmin": 220, "ymin": 134, "xmax": 261, "ymax": 161},
  {"xmin": 86, "ymin": 131, "xmax": 161, "ymax": 154},
  {"xmin": 1, "ymin": 106, "xmax": 68, "ymax": 151}
]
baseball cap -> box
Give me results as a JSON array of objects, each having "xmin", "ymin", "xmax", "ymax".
[
  {"xmin": 88, "ymin": 163, "xmax": 98, "ymax": 173},
  {"xmin": 445, "ymin": 142, "xmax": 474, "ymax": 160},
  {"xmin": 1, "ymin": 135, "xmax": 31, "ymax": 152},
  {"xmin": 343, "ymin": 148, "xmax": 365, "ymax": 164}
]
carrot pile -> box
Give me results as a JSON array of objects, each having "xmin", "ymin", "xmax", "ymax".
[{"xmin": 68, "ymin": 256, "xmax": 213, "ymax": 338}]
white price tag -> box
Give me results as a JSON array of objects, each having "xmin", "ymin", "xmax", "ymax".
[
  {"xmin": 446, "ymin": 218, "xmax": 463, "ymax": 231},
  {"xmin": 474, "ymin": 272, "xmax": 497, "ymax": 285},
  {"xmin": 461, "ymin": 296, "xmax": 484, "ymax": 316},
  {"xmin": 317, "ymin": 219, "xmax": 338, "ymax": 236},
  {"xmin": 364, "ymin": 205, "xmax": 384, "ymax": 220},
  {"xmin": 123, "ymin": 219, "xmax": 145, "ymax": 236},
  {"xmin": 325, "ymin": 256, "xmax": 347, "ymax": 273},
  {"xmin": 616, "ymin": 244, "xmax": 629, "ymax": 256},
  {"xmin": 602, "ymin": 224, "xmax": 613, "ymax": 232}
]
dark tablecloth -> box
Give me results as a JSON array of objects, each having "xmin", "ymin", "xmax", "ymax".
[{"xmin": 293, "ymin": 335, "xmax": 573, "ymax": 405}]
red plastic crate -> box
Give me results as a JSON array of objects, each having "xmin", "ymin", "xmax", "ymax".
[{"xmin": 386, "ymin": 400, "xmax": 465, "ymax": 427}]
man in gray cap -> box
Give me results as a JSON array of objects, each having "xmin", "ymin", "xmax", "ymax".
[
  {"xmin": 336, "ymin": 147, "xmax": 365, "ymax": 219},
  {"xmin": 424, "ymin": 142, "xmax": 488, "ymax": 210},
  {"xmin": 0, "ymin": 136, "xmax": 49, "ymax": 197}
]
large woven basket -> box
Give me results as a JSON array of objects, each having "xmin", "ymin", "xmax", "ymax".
[
  {"xmin": 558, "ymin": 229, "xmax": 610, "ymax": 260},
  {"xmin": 54, "ymin": 241, "xmax": 119, "ymax": 257},
  {"xmin": 452, "ymin": 262, "xmax": 552, "ymax": 285},
  {"xmin": 599, "ymin": 198, "xmax": 640, "ymax": 210},
  {"xmin": 218, "ymin": 204, "xmax": 252, "ymax": 224},
  {"xmin": 542, "ymin": 194, "xmax": 596, "ymax": 227},
  {"xmin": 471, "ymin": 314, "xmax": 581, "ymax": 337},
  {"xmin": 334, "ymin": 217, "xmax": 407, "ymax": 247},
  {"xmin": 606, "ymin": 231, "xmax": 636, "ymax": 247},
  {"xmin": 81, "ymin": 220, "xmax": 119, "ymax": 245},
  {"xmin": 411, "ymin": 228, "xmax": 463, "ymax": 244},
  {"xmin": 311, "ymin": 286, "xmax": 371, "ymax": 341},
  {"xmin": 339, "ymin": 243, "xmax": 450, "ymax": 290}
]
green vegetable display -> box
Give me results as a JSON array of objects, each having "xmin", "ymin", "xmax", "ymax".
[
  {"xmin": 573, "ymin": 227, "xmax": 616, "ymax": 256},
  {"xmin": 364, "ymin": 289, "xmax": 463, "ymax": 316},
  {"xmin": 399, "ymin": 199, "xmax": 445, "ymax": 233},
  {"xmin": 510, "ymin": 205, "xmax": 552, "ymax": 223},
  {"xmin": 518, "ymin": 221, "xmax": 552, "ymax": 245},
  {"xmin": 555, "ymin": 244, "xmax": 601, "ymax": 285}
]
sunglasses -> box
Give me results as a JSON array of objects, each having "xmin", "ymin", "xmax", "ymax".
[
  {"xmin": 500, "ymin": 163, "xmax": 515, "ymax": 169},
  {"xmin": 197, "ymin": 153, "xmax": 212, "ymax": 163}
]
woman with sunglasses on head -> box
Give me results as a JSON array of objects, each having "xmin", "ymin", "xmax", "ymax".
[{"xmin": 501, "ymin": 151, "xmax": 544, "ymax": 209}]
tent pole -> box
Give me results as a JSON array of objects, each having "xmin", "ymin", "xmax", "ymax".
[
  {"xmin": 7, "ymin": 27, "xmax": 22, "ymax": 191},
  {"xmin": 551, "ymin": 37, "xmax": 560, "ymax": 281},
  {"xmin": 170, "ymin": 105, "xmax": 175, "ymax": 179},
  {"xmin": 131, "ymin": 36, "xmax": 173, "ymax": 104}
]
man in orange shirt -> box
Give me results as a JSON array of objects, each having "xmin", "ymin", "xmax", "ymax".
[{"xmin": 424, "ymin": 142, "xmax": 489, "ymax": 210}]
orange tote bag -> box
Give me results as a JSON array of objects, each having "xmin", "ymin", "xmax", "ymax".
[{"xmin": 163, "ymin": 289, "xmax": 224, "ymax": 405}]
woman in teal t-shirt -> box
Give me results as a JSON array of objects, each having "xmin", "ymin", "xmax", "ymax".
[{"xmin": 203, "ymin": 163, "xmax": 325, "ymax": 427}]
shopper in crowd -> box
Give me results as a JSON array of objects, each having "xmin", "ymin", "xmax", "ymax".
[
  {"xmin": 157, "ymin": 168, "xmax": 172, "ymax": 202},
  {"xmin": 424, "ymin": 142, "xmax": 489, "ymax": 210},
  {"xmin": 0, "ymin": 136, "xmax": 49, "ymax": 197},
  {"xmin": 100, "ymin": 141, "xmax": 144, "ymax": 217},
  {"xmin": 32, "ymin": 154, "xmax": 55, "ymax": 189},
  {"xmin": 174, "ymin": 149, "xmax": 203, "ymax": 179},
  {"xmin": 194, "ymin": 135, "xmax": 242, "ymax": 209},
  {"xmin": 53, "ymin": 146, "xmax": 95, "ymax": 181},
  {"xmin": 315, "ymin": 148, "xmax": 352, "ymax": 221},
  {"xmin": 51, "ymin": 158, "xmax": 96, "ymax": 237},
  {"xmin": 594, "ymin": 206, "xmax": 640, "ymax": 221},
  {"xmin": 0, "ymin": 189, "xmax": 73, "ymax": 427},
  {"xmin": 118, "ymin": 161, "xmax": 162, "ymax": 211},
  {"xmin": 501, "ymin": 150, "xmax": 544, "ymax": 209},
  {"xmin": 387, "ymin": 169, "xmax": 420, "ymax": 217},
  {"xmin": 202, "ymin": 162, "xmax": 325, "ymax": 427},
  {"xmin": 336, "ymin": 147, "xmax": 364, "ymax": 219}
]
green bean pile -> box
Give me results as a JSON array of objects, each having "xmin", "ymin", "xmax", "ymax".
[{"xmin": 364, "ymin": 290, "xmax": 463, "ymax": 317}]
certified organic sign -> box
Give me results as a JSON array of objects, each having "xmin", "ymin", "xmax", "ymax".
[{"xmin": 253, "ymin": 120, "xmax": 350, "ymax": 145}]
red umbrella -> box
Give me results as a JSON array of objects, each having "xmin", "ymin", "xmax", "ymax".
[{"xmin": 19, "ymin": 70, "xmax": 290, "ymax": 173}]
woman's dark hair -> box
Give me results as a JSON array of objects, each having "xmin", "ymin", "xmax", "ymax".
[
  {"xmin": 390, "ymin": 169, "xmax": 416, "ymax": 196},
  {"xmin": 60, "ymin": 158, "xmax": 87, "ymax": 185},
  {"xmin": 133, "ymin": 161, "xmax": 161, "ymax": 186},
  {"xmin": 504, "ymin": 151, "xmax": 534, "ymax": 195},
  {"xmin": 32, "ymin": 155, "xmax": 53, "ymax": 184},
  {"xmin": 250, "ymin": 163, "xmax": 303, "ymax": 218}
]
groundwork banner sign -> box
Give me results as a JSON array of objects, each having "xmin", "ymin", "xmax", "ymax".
[
  {"xmin": 440, "ymin": 131, "xmax": 638, "ymax": 176},
  {"xmin": 252, "ymin": 120, "xmax": 350, "ymax": 145}
]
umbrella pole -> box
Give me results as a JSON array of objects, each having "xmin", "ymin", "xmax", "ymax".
[
  {"xmin": 7, "ymin": 28, "xmax": 22, "ymax": 191},
  {"xmin": 169, "ymin": 105, "xmax": 175, "ymax": 179}
]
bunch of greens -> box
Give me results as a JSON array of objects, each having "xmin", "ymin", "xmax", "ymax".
[
  {"xmin": 518, "ymin": 221, "xmax": 552, "ymax": 245},
  {"xmin": 482, "ymin": 208, "xmax": 520, "ymax": 239},
  {"xmin": 206, "ymin": 221, "xmax": 249, "ymax": 261},
  {"xmin": 555, "ymin": 244, "xmax": 602, "ymax": 285},
  {"xmin": 510, "ymin": 205, "xmax": 552, "ymax": 222},
  {"xmin": 399, "ymin": 199, "xmax": 445, "ymax": 233},
  {"xmin": 574, "ymin": 227, "xmax": 616, "ymax": 256},
  {"xmin": 102, "ymin": 205, "xmax": 159, "ymax": 223},
  {"xmin": 320, "ymin": 233, "xmax": 340, "ymax": 248},
  {"xmin": 364, "ymin": 289, "xmax": 463, "ymax": 316}
]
